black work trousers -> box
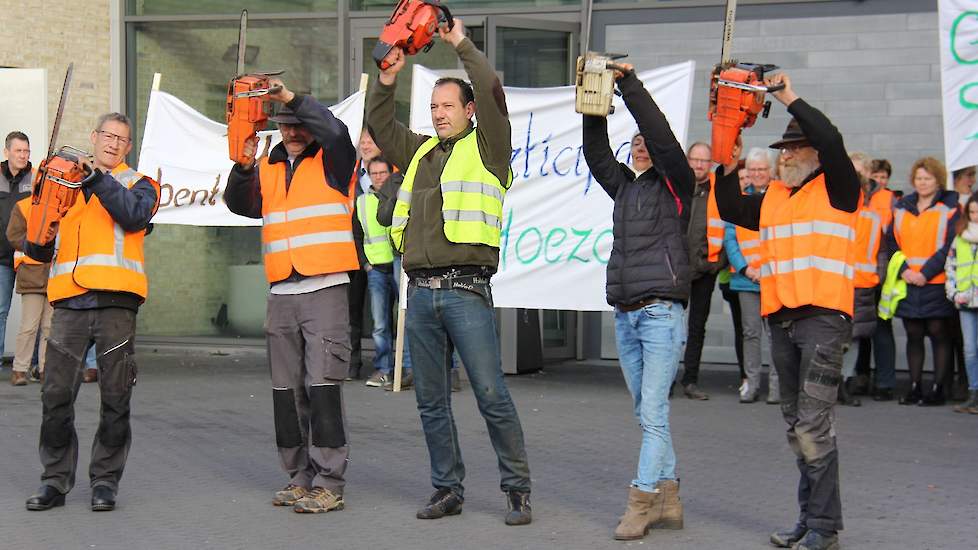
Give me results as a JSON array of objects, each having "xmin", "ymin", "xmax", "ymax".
[
  {"xmin": 769, "ymin": 314, "xmax": 849, "ymax": 533},
  {"xmin": 39, "ymin": 307, "xmax": 138, "ymax": 494},
  {"xmin": 681, "ymin": 271, "xmax": 717, "ymax": 386},
  {"xmin": 719, "ymin": 282, "xmax": 745, "ymax": 379},
  {"xmin": 347, "ymin": 269, "xmax": 368, "ymax": 375}
]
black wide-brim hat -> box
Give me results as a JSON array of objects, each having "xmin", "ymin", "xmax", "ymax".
[
  {"xmin": 769, "ymin": 118, "xmax": 810, "ymax": 149},
  {"xmin": 269, "ymin": 105, "xmax": 301, "ymax": 125}
]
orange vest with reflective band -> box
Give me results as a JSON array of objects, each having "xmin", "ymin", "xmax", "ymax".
[
  {"xmin": 706, "ymin": 173, "xmax": 724, "ymax": 262},
  {"xmin": 47, "ymin": 163, "xmax": 160, "ymax": 303},
  {"xmin": 13, "ymin": 198, "xmax": 42, "ymax": 270},
  {"xmin": 735, "ymin": 226, "xmax": 763, "ymax": 270},
  {"xmin": 259, "ymin": 149, "xmax": 358, "ymax": 283},
  {"xmin": 758, "ymin": 174, "xmax": 858, "ymax": 316},
  {"xmin": 853, "ymin": 188, "xmax": 894, "ymax": 288},
  {"xmin": 892, "ymin": 198, "xmax": 956, "ymax": 285}
]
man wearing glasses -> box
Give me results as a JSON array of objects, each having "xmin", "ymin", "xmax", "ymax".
[
  {"xmin": 715, "ymin": 73, "xmax": 860, "ymax": 550},
  {"xmin": 25, "ymin": 113, "xmax": 161, "ymax": 513}
]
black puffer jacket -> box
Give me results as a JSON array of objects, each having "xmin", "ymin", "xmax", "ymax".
[
  {"xmin": 583, "ymin": 72, "xmax": 694, "ymax": 306},
  {"xmin": 851, "ymin": 287, "xmax": 877, "ymax": 339}
]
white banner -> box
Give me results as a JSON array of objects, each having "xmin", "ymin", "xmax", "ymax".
[
  {"xmin": 409, "ymin": 62, "xmax": 695, "ymax": 311},
  {"xmin": 137, "ymin": 91, "xmax": 365, "ymax": 225},
  {"xmin": 939, "ymin": 1, "xmax": 978, "ymax": 172}
]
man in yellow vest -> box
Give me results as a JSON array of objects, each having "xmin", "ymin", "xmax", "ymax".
[
  {"xmin": 224, "ymin": 78, "xmax": 358, "ymax": 514},
  {"xmin": 24, "ymin": 113, "xmax": 161, "ymax": 513},
  {"xmin": 716, "ymin": 74, "xmax": 860, "ymax": 550},
  {"xmin": 367, "ymin": 17, "xmax": 531, "ymax": 525},
  {"xmin": 355, "ymin": 156, "xmax": 412, "ymax": 389}
]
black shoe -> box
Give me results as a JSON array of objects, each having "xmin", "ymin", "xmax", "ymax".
[
  {"xmin": 872, "ymin": 388, "xmax": 894, "ymax": 401},
  {"xmin": 91, "ymin": 485, "xmax": 116, "ymax": 512},
  {"xmin": 26, "ymin": 485, "xmax": 65, "ymax": 511},
  {"xmin": 416, "ymin": 488, "xmax": 463, "ymax": 519},
  {"xmin": 837, "ymin": 382, "xmax": 862, "ymax": 407},
  {"xmin": 899, "ymin": 383, "xmax": 922, "ymax": 405},
  {"xmin": 683, "ymin": 383, "xmax": 709, "ymax": 400},
  {"xmin": 795, "ymin": 529, "xmax": 839, "ymax": 550},
  {"xmin": 848, "ymin": 374, "xmax": 870, "ymax": 396},
  {"xmin": 769, "ymin": 524, "xmax": 807, "ymax": 548},
  {"xmin": 919, "ymin": 383, "xmax": 946, "ymax": 407},
  {"xmin": 504, "ymin": 490, "xmax": 531, "ymax": 526}
]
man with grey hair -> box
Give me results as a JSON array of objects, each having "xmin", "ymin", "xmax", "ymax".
[
  {"xmin": 2, "ymin": 131, "xmax": 34, "ymax": 385},
  {"xmin": 744, "ymin": 147, "xmax": 774, "ymax": 193},
  {"xmin": 25, "ymin": 113, "xmax": 160, "ymax": 513}
]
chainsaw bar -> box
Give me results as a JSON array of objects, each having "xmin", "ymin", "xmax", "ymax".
[{"xmin": 46, "ymin": 63, "xmax": 74, "ymax": 160}]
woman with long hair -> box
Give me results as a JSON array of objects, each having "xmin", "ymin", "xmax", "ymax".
[{"xmin": 945, "ymin": 194, "xmax": 978, "ymax": 413}]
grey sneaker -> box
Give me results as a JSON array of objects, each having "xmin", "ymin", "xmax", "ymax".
[
  {"xmin": 272, "ymin": 484, "xmax": 308, "ymax": 506},
  {"xmin": 293, "ymin": 487, "xmax": 344, "ymax": 514},
  {"xmin": 365, "ymin": 371, "xmax": 388, "ymax": 387},
  {"xmin": 384, "ymin": 371, "xmax": 414, "ymax": 391}
]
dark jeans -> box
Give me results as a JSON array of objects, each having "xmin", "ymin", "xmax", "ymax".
[
  {"xmin": 855, "ymin": 287, "xmax": 897, "ymax": 390},
  {"xmin": 406, "ymin": 283, "xmax": 530, "ymax": 496},
  {"xmin": 348, "ymin": 269, "xmax": 368, "ymax": 374},
  {"xmin": 39, "ymin": 307, "xmax": 138, "ymax": 494},
  {"xmin": 681, "ymin": 271, "xmax": 717, "ymax": 386},
  {"xmin": 769, "ymin": 314, "xmax": 848, "ymax": 533},
  {"xmin": 719, "ymin": 282, "xmax": 745, "ymax": 379}
]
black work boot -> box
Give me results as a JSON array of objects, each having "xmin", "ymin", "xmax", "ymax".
[
  {"xmin": 837, "ymin": 381, "xmax": 861, "ymax": 407},
  {"xmin": 504, "ymin": 490, "xmax": 531, "ymax": 526},
  {"xmin": 26, "ymin": 485, "xmax": 66, "ymax": 511},
  {"xmin": 416, "ymin": 488, "xmax": 463, "ymax": 519},
  {"xmin": 848, "ymin": 374, "xmax": 870, "ymax": 396},
  {"xmin": 795, "ymin": 529, "xmax": 839, "ymax": 550},
  {"xmin": 91, "ymin": 485, "xmax": 116, "ymax": 512},
  {"xmin": 770, "ymin": 524, "xmax": 807, "ymax": 548}
]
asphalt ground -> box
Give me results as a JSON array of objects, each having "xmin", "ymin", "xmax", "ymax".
[{"xmin": 1, "ymin": 347, "xmax": 975, "ymax": 550}]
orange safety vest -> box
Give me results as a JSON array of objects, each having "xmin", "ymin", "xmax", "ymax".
[
  {"xmin": 47, "ymin": 163, "xmax": 160, "ymax": 303},
  {"xmin": 758, "ymin": 174, "xmax": 858, "ymax": 316},
  {"xmin": 892, "ymin": 198, "xmax": 956, "ymax": 285},
  {"xmin": 12, "ymin": 198, "xmax": 42, "ymax": 270},
  {"xmin": 706, "ymin": 172, "xmax": 724, "ymax": 262},
  {"xmin": 260, "ymin": 149, "xmax": 358, "ymax": 283},
  {"xmin": 853, "ymin": 188, "xmax": 894, "ymax": 288},
  {"xmin": 735, "ymin": 225, "xmax": 763, "ymax": 271}
]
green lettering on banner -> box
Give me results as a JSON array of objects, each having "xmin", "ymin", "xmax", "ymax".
[
  {"xmin": 516, "ymin": 227, "xmax": 543, "ymax": 265},
  {"xmin": 951, "ymin": 11, "xmax": 978, "ymax": 65},
  {"xmin": 593, "ymin": 229, "xmax": 614, "ymax": 265},
  {"xmin": 569, "ymin": 228, "xmax": 592, "ymax": 263},
  {"xmin": 544, "ymin": 228, "xmax": 568, "ymax": 263}
]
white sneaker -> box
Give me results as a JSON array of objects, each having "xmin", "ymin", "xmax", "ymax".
[{"xmin": 739, "ymin": 380, "xmax": 757, "ymax": 403}]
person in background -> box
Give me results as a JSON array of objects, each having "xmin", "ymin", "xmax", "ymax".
[
  {"xmin": 6, "ymin": 195, "xmax": 51, "ymax": 386},
  {"xmin": 949, "ymin": 165, "xmax": 977, "ymax": 401},
  {"xmin": 1, "ymin": 131, "xmax": 34, "ymax": 379},
  {"xmin": 884, "ymin": 157, "xmax": 958, "ymax": 406},
  {"xmin": 945, "ymin": 194, "xmax": 978, "ymax": 414},
  {"xmin": 718, "ymin": 157, "xmax": 747, "ymax": 385},
  {"xmin": 870, "ymin": 159, "xmax": 891, "ymax": 190}
]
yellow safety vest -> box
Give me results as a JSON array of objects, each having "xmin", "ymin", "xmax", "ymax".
[
  {"xmin": 356, "ymin": 191, "xmax": 394, "ymax": 265},
  {"xmin": 954, "ymin": 236, "xmax": 978, "ymax": 293},
  {"xmin": 390, "ymin": 131, "xmax": 511, "ymax": 252},
  {"xmin": 878, "ymin": 251, "xmax": 908, "ymax": 320}
]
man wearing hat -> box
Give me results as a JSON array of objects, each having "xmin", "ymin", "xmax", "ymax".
[
  {"xmin": 225, "ymin": 78, "xmax": 358, "ymax": 514},
  {"xmin": 715, "ymin": 73, "xmax": 860, "ymax": 550}
]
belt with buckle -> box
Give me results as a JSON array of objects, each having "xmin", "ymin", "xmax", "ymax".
[
  {"xmin": 411, "ymin": 274, "xmax": 490, "ymax": 290},
  {"xmin": 618, "ymin": 297, "xmax": 669, "ymax": 312}
]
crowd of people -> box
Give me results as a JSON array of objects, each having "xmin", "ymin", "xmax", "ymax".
[{"xmin": 3, "ymin": 14, "xmax": 975, "ymax": 550}]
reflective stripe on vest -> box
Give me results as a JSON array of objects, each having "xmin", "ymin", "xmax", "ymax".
[
  {"xmin": 47, "ymin": 164, "xmax": 158, "ymax": 303},
  {"xmin": 356, "ymin": 192, "xmax": 394, "ymax": 265},
  {"xmin": 390, "ymin": 131, "xmax": 511, "ymax": 252},
  {"xmin": 259, "ymin": 149, "xmax": 358, "ymax": 283},
  {"xmin": 735, "ymin": 225, "xmax": 763, "ymax": 270},
  {"xmin": 758, "ymin": 175, "xmax": 857, "ymax": 316},
  {"xmin": 706, "ymin": 172, "xmax": 724, "ymax": 262},
  {"xmin": 878, "ymin": 251, "xmax": 908, "ymax": 320},
  {"xmin": 853, "ymin": 207, "xmax": 883, "ymax": 288},
  {"xmin": 12, "ymin": 198, "xmax": 41, "ymax": 270},
  {"xmin": 892, "ymin": 201, "xmax": 955, "ymax": 284},
  {"xmin": 954, "ymin": 236, "xmax": 978, "ymax": 293}
]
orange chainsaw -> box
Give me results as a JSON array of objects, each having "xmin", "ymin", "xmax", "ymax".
[
  {"xmin": 372, "ymin": 0, "xmax": 454, "ymax": 70},
  {"xmin": 707, "ymin": 0, "xmax": 784, "ymax": 165},
  {"xmin": 225, "ymin": 9, "xmax": 283, "ymax": 165},
  {"xmin": 28, "ymin": 64, "xmax": 96, "ymax": 247}
]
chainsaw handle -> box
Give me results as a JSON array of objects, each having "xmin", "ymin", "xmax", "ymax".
[
  {"xmin": 766, "ymin": 83, "xmax": 786, "ymax": 93},
  {"xmin": 426, "ymin": 1, "xmax": 454, "ymax": 30}
]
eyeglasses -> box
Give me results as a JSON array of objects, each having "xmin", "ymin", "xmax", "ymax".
[
  {"xmin": 368, "ymin": 170, "xmax": 390, "ymax": 177},
  {"xmin": 98, "ymin": 131, "xmax": 131, "ymax": 145}
]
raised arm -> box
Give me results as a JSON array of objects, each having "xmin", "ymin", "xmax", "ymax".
[
  {"xmin": 582, "ymin": 114, "xmax": 630, "ymax": 199},
  {"xmin": 368, "ymin": 48, "xmax": 428, "ymax": 172}
]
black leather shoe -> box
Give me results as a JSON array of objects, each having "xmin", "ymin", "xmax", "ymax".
[
  {"xmin": 899, "ymin": 383, "xmax": 922, "ymax": 405},
  {"xmin": 795, "ymin": 529, "xmax": 839, "ymax": 550},
  {"xmin": 26, "ymin": 485, "xmax": 66, "ymax": 511},
  {"xmin": 837, "ymin": 382, "xmax": 862, "ymax": 407},
  {"xmin": 919, "ymin": 383, "xmax": 946, "ymax": 407},
  {"xmin": 769, "ymin": 524, "xmax": 807, "ymax": 548},
  {"xmin": 873, "ymin": 388, "xmax": 894, "ymax": 401},
  {"xmin": 504, "ymin": 490, "xmax": 531, "ymax": 526},
  {"xmin": 416, "ymin": 487, "xmax": 463, "ymax": 519},
  {"xmin": 91, "ymin": 485, "xmax": 116, "ymax": 512}
]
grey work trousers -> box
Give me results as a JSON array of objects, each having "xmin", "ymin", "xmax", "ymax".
[
  {"xmin": 266, "ymin": 285, "xmax": 351, "ymax": 494},
  {"xmin": 738, "ymin": 292, "xmax": 779, "ymax": 399},
  {"xmin": 769, "ymin": 313, "xmax": 850, "ymax": 533},
  {"xmin": 39, "ymin": 307, "xmax": 138, "ymax": 494}
]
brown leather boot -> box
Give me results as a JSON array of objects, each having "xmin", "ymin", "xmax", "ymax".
[
  {"xmin": 613, "ymin": 487, "xmax": 656, "ymax": 540},
  {"xmin": 649, "ymin": 479, "xmax": 684, "ymax": 529},
  {"xmin": 10, "ymin": 371, "xmax": 28, "ymax": 386}
]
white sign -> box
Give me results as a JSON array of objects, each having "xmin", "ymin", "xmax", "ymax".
[
  {"xmin": 137, "ymin": 91, "xmax": 365, "ymax": 225},
  {"xmin": 939, "ymin": 1, "xmax": 978, "ymax": 172},
  {"xmin": 409, "ymin": 62, "xmax": 695, "ymax": 311}
]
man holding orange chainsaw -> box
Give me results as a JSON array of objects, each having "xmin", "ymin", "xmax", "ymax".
[
  {"xmin": 25, "ymin": 113, "xmax": 160, "ymax": 513},
  {"xmin": 716, "ymin": 73, "xmax": 859, "ymax": 550},
  {"xmin": 224, "ymin": 78, "xmax": 358, "ymax": 514}
]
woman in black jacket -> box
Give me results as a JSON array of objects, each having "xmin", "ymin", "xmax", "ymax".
[{"xmin": 582, "ymin": 64, "xmax": 694, "ymax": 542}]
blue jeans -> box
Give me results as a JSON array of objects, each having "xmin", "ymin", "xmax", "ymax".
[
  {"xmin": 615, "ymin": 300, "xmax": 687, "ymax": 493},
  {"xmin": 959, "ymin": 309, "xmax": 978, "ymax": 390},
  {"xmin": 391, "ymin": 257, "xmax": 413, "ymax": 373},
  {"xmin": 0, "ymin": 264, "xmax": 15, "ymax": 357},
  {"xmin": 367, "ymin": 268, "xmax": 397, "ymax": 374},
  {"xmin": 406, "ymin": 284, "xmax": 530, "ymax": 495}
]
